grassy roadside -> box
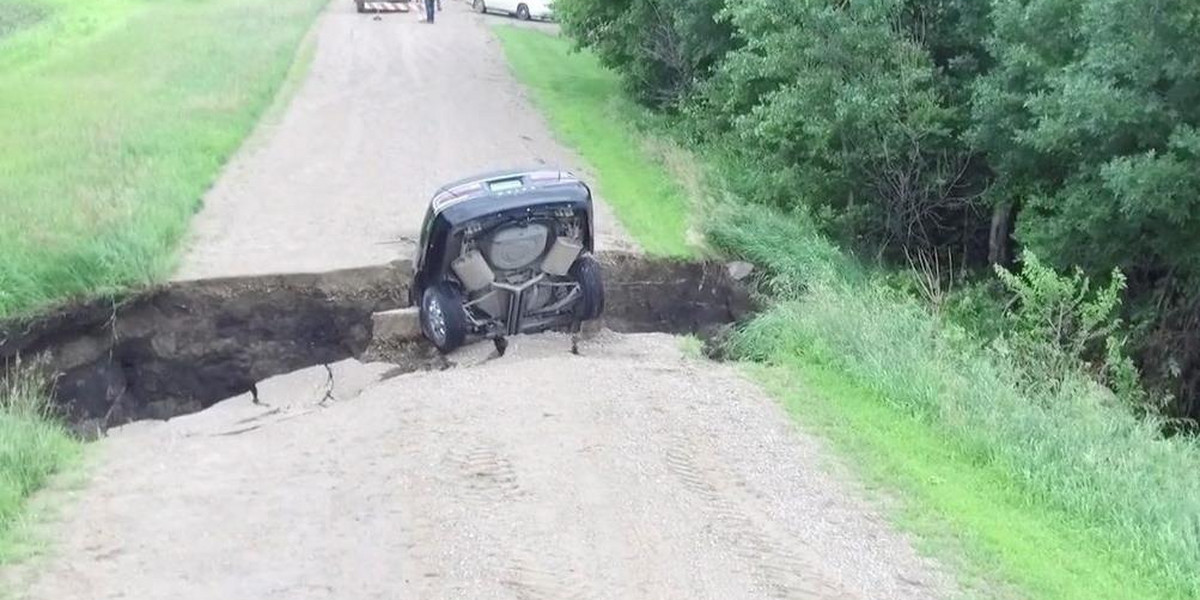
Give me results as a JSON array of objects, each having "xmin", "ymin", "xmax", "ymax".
[
  {"xmin": 712, "ymin": 204, "xmax": 1200, "ymax": 600},
  {"xmin": 758, "ymin": 362, "xmax": 1180, "ymax": 600},
  {"xmin": 495, "ymin": 26, "xmax": 1200, "ymax": 600},
  {"xmin": 493, "ymin": 26, "xmax": 694, "ymax": 257},
  {"xmin": 0, "ymin": 363, "xmax": 79, "ymax": 562},
  {"xmin": 0, "ymin": 0, "xmax": 329, "ymax": 319},
  {"xmin": 0, "ymin": 0, "xmax": 326, "ymax": 559}
]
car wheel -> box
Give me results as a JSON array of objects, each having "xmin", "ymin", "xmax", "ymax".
[
  {"xmin": 570, "ymin": 254, "xmax": 605, "ymax": 321},
  {"xmin": 516, "ymin": 3, "xmax": 531, "ymax": 19},
  {"xmin": 472, "ymin": 0, "xmax": 486, "ymax": 13},
  {"xmin": 421, "ymin": 282, "xmax": 468, "ymax": 354}
]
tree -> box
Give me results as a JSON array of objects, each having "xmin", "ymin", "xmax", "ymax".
[
  {"xmin": 971, "ymin": 0, "xmax": 1200, "ymax": 414},
  {"xmin": 695, "ymin": 0, "xmax": 984, "ymax": 256},
  {"xmin": 555, "ymin": 0, "xmax": 732, "ymax": 107}
]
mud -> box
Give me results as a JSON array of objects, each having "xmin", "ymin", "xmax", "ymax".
[{"xmin": 0, "ymin": 254, "xmax": 754, "ymax": 435}]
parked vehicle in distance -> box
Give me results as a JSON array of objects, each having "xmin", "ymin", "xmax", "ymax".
[
  {"xmin": 411, "ymin": 168, "xmax": 605, "ymax": 353},
  {"xmin": 471, "ymin": 0, "xmax": 553, "ymax": 21}
]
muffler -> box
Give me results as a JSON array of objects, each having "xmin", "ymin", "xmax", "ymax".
[
  {"xmin": 451, "ymin": 250, "xmax": 494, "ymax": 292},
  {"xmin": 541, "ymin": 237, "xmax": 583, "ymax": 276}
]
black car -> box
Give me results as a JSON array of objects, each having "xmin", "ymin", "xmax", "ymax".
[{"xmin": 411, "ymin": 168, "xmax": 605, "ymax": 353}]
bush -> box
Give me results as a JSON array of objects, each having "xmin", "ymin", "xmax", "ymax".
[
  {"xmin": 973, "ymin": 0, "xmax": 1200, "ymax": 282},
  {"xmin": 693, "ymin": 0, "xmax": 984, "ymax": 255},
  {"xmin": 994, "ymin": 252, "xmax": 1127, "ymax": 388},
  {"xmin": 555, "ymin": 0, "xmax": 732, "ymax": 107},
  {"xmin": 971, "ymin": 0, "xmax": 1200, "ymax": 414}
]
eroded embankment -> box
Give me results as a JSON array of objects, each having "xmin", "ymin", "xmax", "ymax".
[{"xmin": 0, "ymin": 253, "xmax": 754, "ymax": 436}]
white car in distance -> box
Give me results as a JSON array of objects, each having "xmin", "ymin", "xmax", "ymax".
[{"xmin": 471, "ymin": 0, "xmax": 553, "ymax": 21}]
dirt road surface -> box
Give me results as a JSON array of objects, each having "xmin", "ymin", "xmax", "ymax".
[
  {"xmin": 7, "ymin": 2, "xmax": 958, "ymax": 599},
  {"xmin": 174, "ymin": 0, "xmax": 632, "ymax": 281},
  {"xmin": 10, "ymin": 335, "xmax": 952, "ymax": 599}
]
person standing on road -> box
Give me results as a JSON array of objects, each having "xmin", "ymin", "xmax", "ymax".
[{"xmin": 423, "ymin": 0, "xmax": 436, "ymax": 22}]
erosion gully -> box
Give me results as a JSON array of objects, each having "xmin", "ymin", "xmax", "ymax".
[{"xmin": 0, "ymin": 253, "xmax": 755, "ymax": 438}]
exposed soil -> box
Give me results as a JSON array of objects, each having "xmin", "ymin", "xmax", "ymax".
[
  {"xmin": 0, "ymin": 254, "xmax": 753, "ymax": 436},
  {"xmin": 0, "ymin": 261, "xmax": 413, "ymax": 435},
  {"xmin": 2, "ymin": 2, "xmax": 958, "ymax": 599}
]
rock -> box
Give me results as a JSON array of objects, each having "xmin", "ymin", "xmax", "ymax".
[
  {"xmin": 54, "ymin": 335, "xmax": 110, "ymax": 371},
  {"xmin": 726, "ymin": 261, "xmax": 755, "ymax": 281},
  {"xmin": 372, "ymin": 307, "xmax": 423, "ymax": 343}
]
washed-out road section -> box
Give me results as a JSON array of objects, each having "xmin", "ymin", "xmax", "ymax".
[{"xmin": 5, "ymin": 2, "xmax": 956, "ymax": 599}]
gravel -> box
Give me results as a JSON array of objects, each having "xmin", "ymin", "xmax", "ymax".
[
  {"xmin": 6, "ymin": 333, "xmax": 956, "ymax": 599},
  {"xmin": 174, "ymin": 0, "xmax": 632, "ymax": 281}
]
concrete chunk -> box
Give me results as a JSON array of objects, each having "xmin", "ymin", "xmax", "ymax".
[
  {"xmin": 372, "ymin": 307, "xmax": 422, "ymax": 342},
  {"xmin": 726, "ymin": 261, "xmax": 755, "ymax": 281}
]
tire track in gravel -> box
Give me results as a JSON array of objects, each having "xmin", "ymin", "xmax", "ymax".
[
  {"xmin": 663, "ymin": 434, "xmax": 856, "ymax": 600},
  {"xmin": 447, "ymin": 442, "xmax": 525, "ymax": 503},
  {"xmin": 442, "ymin": 438, "xmax": 604, "ymax": 600},
  {"xmin": 5, "ymin": 333, "xmax": 956, "ymax": 600}
]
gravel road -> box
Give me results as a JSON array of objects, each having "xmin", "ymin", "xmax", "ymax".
[
  {"xmin": 174, "ymin": 0, "xmax": 632, "ymax": 280},
  {"xmin": 6, "ymin": 2, "xmax": 958, "ymax": 599},
  {"xmin": 9, "ymin": 334, "xmax": 953, "ymax": 599}
]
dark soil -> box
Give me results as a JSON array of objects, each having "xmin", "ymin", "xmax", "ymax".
[
  {"xmin": 0, "ymin": 261, "xmax": 413, "ymax": 437},
  {"xmin": 0, "ymin": 253, "xmax": 754, "ymax": 436}
]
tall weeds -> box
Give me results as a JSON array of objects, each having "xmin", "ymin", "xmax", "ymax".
[{"xmin": 0, "ymin": 357, "xmax": 78, "ymax": 554}]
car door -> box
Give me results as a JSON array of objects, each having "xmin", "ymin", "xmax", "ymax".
[{"xmin": 491, "ymin": 0, "xmax": 518, "ymax": 13}]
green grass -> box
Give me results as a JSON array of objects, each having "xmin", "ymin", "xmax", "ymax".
[
  {"xmin": 757, "ymin": 363, "xmax": 1185, "ymax": 600},
  {"xmin": 0, "ymin": 2, "xmax": 49, "ymax": 40},
  {"xmin": 0, "ymin": 0, "xmax": 328, "ymax": 318},
  {"xmin": 0, "ymin": 361, "xmax": 79, "ymax": 562},
  {"xmin": 493, "ymin": 26, "xmax": 694, "ymax": 257},
  {"xmin": 715, "ymin": 203, "xmax": 1200, "ymax": 600}
]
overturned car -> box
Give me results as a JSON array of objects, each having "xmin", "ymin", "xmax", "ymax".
[{"xmin": 411, "ymin": 168, "xmax": 605, "ymax": 353}]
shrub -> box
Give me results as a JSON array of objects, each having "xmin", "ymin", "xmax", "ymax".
[
  {"xmin": 693, "ymin": 0, "xmax": 983, "ymax": 256},
  {"xmin": 554, "ymin": 0, "xmax": 732, "ymax": 107},
  {"xmin": 994, "ymin": 252, "xmax": 1127, "ymax": 387}
]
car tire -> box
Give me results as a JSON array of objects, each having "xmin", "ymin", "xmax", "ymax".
[
  {"xmin": 516, "ymin": 4, "xmax": 530, "ymax": 19},
  {"xmin": 420, "ymin": 282, "xmax": 468, "ymax": 354},
  {"xmin": 472, "ymin": 0, "xmax": 486, "ymax": 13},
  {"xmin": 570, "ymin": 254, "xmax": 605, "ymax": 321}
]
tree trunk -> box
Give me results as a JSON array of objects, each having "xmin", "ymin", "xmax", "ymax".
[{"xmin": 988, "ymin": 200, "xmax": 1015, "ymax": 266}]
